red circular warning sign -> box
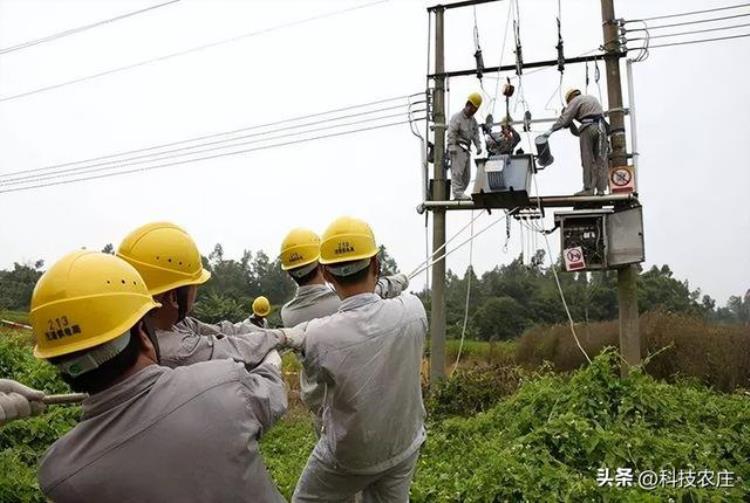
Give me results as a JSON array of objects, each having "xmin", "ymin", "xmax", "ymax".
[
  {"xmin": 610, "ymin": 167, "xmax": 633, "ymax": 187},
  {"xmin": 566, "ymin": 249, "xmax": 582, "ymax": 262}
]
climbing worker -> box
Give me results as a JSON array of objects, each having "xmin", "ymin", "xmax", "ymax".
[
  {"xmin": 485, "ymin": 115, "xmax": 521, "ymax": 156},
  {"xmin": 447, "ymin": 91, "xmax": 483, "ymax": 200},
  {"xmin": 279, "ymin": 227, "xmax": 411, "ymax": 435},
  {"xmin": 543, "ymin": 88, "xmax": 610, "ymax": 195},
  {"xmin": 117, "ymin": 222, "xmax": 284, "ymax": 369},
  {"xmin": 32, "ymin": 250, "xmax": 287, "ymax": 502},
  {"xmin": 282, "ymin": 217, "xmax": 427, "ymax": 502},
  {"xmin": 0, "ymin": 379, "xmax": 45, "ymax": 426},
  {"xmin": 250, "ymin": 296, "xmax": 271, "ymax": 328}
]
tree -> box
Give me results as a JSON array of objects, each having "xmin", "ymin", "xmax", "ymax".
[
  {"xmin": 0, "ymin": 261, "xmax": 45, "ymax": 311},
  {"xmin": 473, "ymin": 296, "xmax": 529, "ymax": 341},
  {"xmin": 378, "ymin": 245, "xmax": 400, "ymax": 276},
  {"xmin": 101, "ymin": 243, "xmax": 115, "ymax": 254}
]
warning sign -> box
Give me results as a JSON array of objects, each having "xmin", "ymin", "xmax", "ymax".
[
  {"xmin": 563, "ymin": 246, "xmax": 586, "ymax": 272},
  {"xmin": 609, "ymin": 165, "xmax": 635, "ymax": 194}
]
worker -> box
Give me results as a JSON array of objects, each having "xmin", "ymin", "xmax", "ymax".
[
  {"xmin": 278, "ymin": 227, "xmax": 411, "ymax": 434},
  {"xmin": 485, "ymin": 115, "xmax": 521, "ymax": 156},
  {"xmin": 250, "ymin": 296, "xmax": 271, "ymax": 328},
  {"xmin": 32, "ymin": 250, "xmax": 287, "ymax": 502},
  {"xmin": 0, "ymin": 379, "xmax": 45, "ymax": 426},
  {"xmin": 447, "ymin": 92, "xmax": 483, "ymax": 200},
  {"xmin": 117, "ymin": 222, "xmax": 284, "ymax": 369},
  {"xmin": 282, "ymin": 217, "xmax": 427, "ymax": 502},
  {"xmin": 543, "ymin": 88, "xmax": 610, "ymax": 195}
]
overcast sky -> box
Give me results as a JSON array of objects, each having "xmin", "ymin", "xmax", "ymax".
[{"xmin": 0, "ymin": 0, "xmax": 748, "ymax": 305}]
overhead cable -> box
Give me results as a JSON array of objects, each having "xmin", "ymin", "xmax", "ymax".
[
  {"xmin": 629, "ymin": 32, "xmax": 750, "ymax": 49},
  {"xmin": 626, "ymin": 21, "xmax": 750, "ymax": 41},
  {"xmin": 637, "ymin": 12, "xmax": 750, "ymax": 30},
  {"xmin": 0, "ymin": 0, "xmax": 387, "ymax": 103},
  {"xmin": 623, "ymin": 2, "xmax": 750, "ymax": 23},
  {"xmin": 0, "ymin": 0, "xmax": 181, "ymax": 55},
  {"xmin": 0, "ymin": 118, "xmax": 421, "ymax": 195}
]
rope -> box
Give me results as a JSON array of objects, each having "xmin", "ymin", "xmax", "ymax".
[{"xmin": 452, "ymin": 211, "xmax": 476, "ymax": 375}]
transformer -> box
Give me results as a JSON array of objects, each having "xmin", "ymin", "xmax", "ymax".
[{"xmin": 471, "ymin": 154, "xmax": 535, "ymax": 208}]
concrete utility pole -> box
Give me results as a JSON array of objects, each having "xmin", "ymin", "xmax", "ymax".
[
  {"xmin": 601, "ymin": 0, "xmax": 641, "ymax": 376},
  {"xmin": 430, "ymin": 6, "xmax": 447, "ymax": 384}
]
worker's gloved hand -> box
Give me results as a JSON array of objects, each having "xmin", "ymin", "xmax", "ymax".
[
  {"xmin": 0, "ymin": 379, "xmax": 45, "ymax": 427},
  {"xmin": 278, "ymin": 327, "xmax": 305, "ymax": 351},
  {"xmin": 261, "ymin": 350, "xmax": 283, "ymax": 370}
]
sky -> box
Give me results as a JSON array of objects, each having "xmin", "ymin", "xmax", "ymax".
[{"xmin": 0, "ymin": 0, "xmax": 748, "ymax": 305}]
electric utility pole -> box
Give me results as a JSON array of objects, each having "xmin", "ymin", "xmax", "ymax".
[
  {"xmin": 430, "ymin": 6, "xmax": 447, "ymax": 383},
  {"xmin": 601, "ymin": 0, "xmax": 641, "ymax": 376}
]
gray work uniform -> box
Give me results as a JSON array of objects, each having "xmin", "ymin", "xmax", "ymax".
[
  {"xmin": 38, "ymin": 360, "xmax": 287, "ymax": 503},
  {"xmin": 280, "ymin": 275, "xmax": 410, "ymax": 426},
  {"xmin": 291, "ymin": 293, "xmax": 427, "ymax": 503},
  {"xmin": 447, "ymin": 110, "xmax": 481, "ymax": 197},
  {"xmin": 157, "ymin": 316, "xmax": 282, "ymax": 369},
  {"xmin": 486, "ymin": 126, "xmax": 521, "ymax": 155},
  {"xmin": 551, "ymin": 94, "xmax": 609, "ymax": 193}
]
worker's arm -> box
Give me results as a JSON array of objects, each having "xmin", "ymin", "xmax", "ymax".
[
  {"xmin": 569, "ymin": 122, "xmax": 580, "ymax": 137},
  {"xmin": 158, "ymin": 326, "xmax": 284, "ymax": 368},
  {"xmin": 550, "ymin": 99, "xmax": 581, "ymax": 133},
  {"xmin": 0, "ymin": 379, "xmax": 45, "ymax": 426},
  {"xmin": 471, "ymin": 120, "xmax": 482, "ymax": 153},
  {"xmin": 374, "ymin": 273, "xmax": 409, "ymax": 299},
  {"xmin": 179, "ymin": 316, "xmax": 262, "ymax": 336},
  {"xmin": 237, "ymin": 353, "xmax": 287, "ymax": 435}
]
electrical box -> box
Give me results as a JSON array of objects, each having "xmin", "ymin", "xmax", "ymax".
[
  {"xmin": 554, "ymin": 205, "xmax": 644, "ymax": 272},
  {"xmin": 471, "ymin": 154, "xmax": 535, "ymax": 208}
]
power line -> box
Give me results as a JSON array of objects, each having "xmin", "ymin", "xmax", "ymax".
[
  {"xmin": 0, "ymin": 118, "xmax": 420, "ymax": 194},
  {"xmin": 0, "ymin": 0, "xmax": 387, "ymax": 104},
  {"xmin": 641, "ymin": 12, "xmax": 750, "ymax": 30},
  {"xmin": 629, "ymin": 31, "xmax": 750, "ymax": 49},
  {"xmin": 2, "ymin": 108, "xmax": 424, "ymax": 187},
  {"xmin": 624, "ymin": 2, "xmax": 750, "ymax": 23},
  {"xmin": 626, "ymin": 22, "xmax": 750, "ymax": 41},
  {"xmin": 0, "ymin": 92, "xmax": 420, "ymax": 180},
  {"xmin": 0, "ymin": 0, "xmax": 181, "ymax": 55}
]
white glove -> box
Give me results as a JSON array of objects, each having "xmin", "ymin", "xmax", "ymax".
[
  {"xmin": 0, "ymin": 379, "xmax": 45, "ymax": 426},
  {"xmin": 278, "ymin": 327, "xmax": 305, "ymax": 351},
  {"xmin": 261, "ymin": 350, "xmax": 283, "ymax": 370}
]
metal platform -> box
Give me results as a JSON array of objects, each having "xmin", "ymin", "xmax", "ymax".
[{"xmin": 416, "ymin": 193, "xmax": 638, "ymax": 214}]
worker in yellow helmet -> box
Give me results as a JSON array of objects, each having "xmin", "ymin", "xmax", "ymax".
[
  {"xmin": 117, "ymin": 222, "xmax": 288, "ymax": 369},
  {"xmin": 447, "ymin": 91, "xmax": 484, "ymax": 200},
  {"xmin": 282, "ymin": 217, "xmax": 427, "ymax": 502},
  {"xmin": 278, "ymin": 227, "xmax": 410, "ymax": 436},
  {"xmin": 543, "ymin": 88, "xmax": 610, "ymax": 195},
  {"xmin": 31, "ymin": 251, "xmax": 287, "ymax": 502},
  {"xmin": 250, "ymin": 296, "xmax": 271, "ymax": 328}
]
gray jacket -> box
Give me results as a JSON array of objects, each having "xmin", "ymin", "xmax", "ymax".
[
  {"xmin": 38, "ymin": 360, "xmax": 287, "ymax": 503},
  {"xmin": 280, "ymin": 275, "xmax": 410, "ymax": 417},
  {"xmin": 447, "ymin": 110, "xmax": 481, "ymax": 153},
  {"xmin": 296, "ymin": 293, "xmax": 427, "ymax": 474},
  {"xmin": 157, "ymin": 316, "xmax": 282, "ymax": 369},
  {"xmin": 551, "ymin": 94, "xmax": 604, "ymax": 133}
]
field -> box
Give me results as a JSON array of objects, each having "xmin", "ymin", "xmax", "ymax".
[{"xmin": 1, "ymin": 312, "xmax": 750, "ymax": 501}]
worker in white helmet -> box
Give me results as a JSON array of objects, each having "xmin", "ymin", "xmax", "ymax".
[
  {"xmin": 284, "ymin": 217, "xmax": 427, "ymax": 503},
  {"xmin": 0, "ymin": 379, "xmax": 45, "ymax": 427},
  {"xmin": 543, "ymin": 88, "xmax": 610, "ymax": 195},
  {"xmin": 33, "ymin": 251, "xmax": 287, "ymax": 502},
  {"xmin": 447, "ymin": 92, "xmax": 484, "ymax": 200}
]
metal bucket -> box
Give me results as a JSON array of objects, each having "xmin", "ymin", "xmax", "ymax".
[{"xmin": 535, "ymin": 135, "xmax": 554, "ymax": 167}]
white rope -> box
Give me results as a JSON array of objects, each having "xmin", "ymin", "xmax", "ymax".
[{"xmin": 452, "ymin": 210, "xmax": 475, "ymax": 375}]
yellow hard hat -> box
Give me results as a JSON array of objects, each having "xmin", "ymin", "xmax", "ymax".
[
  {"xmin": 279, "ymin": 228, "xmax": 321, "ymax": 271},
  {"xmin": 117, "ymin": 222, "xmax": 211, "ymax": 296},
  {"xmin": 467, "ymin": 92, "xmax": 483, "ymax": 108},
  {"xmin": 31, "ymin": 250, "xmax": 160, "ymax": 359},
  {"xmin": 565, "ymin": 88, "xmax": 581, "ymax": 103},
  {"xmin": 319, "ymin": 216, "xmax": 378, "ymax": 265},
  {"xmin": 252, "ymin": 296, "xmax": 271, "ymax": 317}
]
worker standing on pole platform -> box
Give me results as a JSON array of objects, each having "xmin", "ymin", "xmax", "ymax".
[
  {"xmin": 117, "ymin": 222, "xmax": 285, "ymax": 369},
  {"xmin": 447, "ymin": 92, "xmax": 483, "ymax": 200},
  {"xmin": 543, "ymin": 88, "xmax": 610, "ymax": 195},
  {"xmin": 485, "ymin": 115, "xmax": 521, "ymax": 156},
  {"xmin": 250, "ymin": 296, "xmax": 271, "ymax": 328},
  {"xmin": 279, "ymin": 227, "xmax": 410, "ymax": 435},
  {"xmin": 284, "ymin": 217, "xmax": 427, "ymax": 502},
  {"xmin": 33, "ymin": 251, "xmax": 287, "ymax": 502},
  {"xmin": 0, "ymin": 379, "xmax": 45, "ymax": 427}
]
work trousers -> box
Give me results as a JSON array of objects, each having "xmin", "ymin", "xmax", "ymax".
[
  {"xmin": 292, "ymin": 448, "xmax": 420, "ymax": 503},
  {"xmin": 449, "ymin": 148, "xmax": 471, "ymax": 197},
  {"xmin": 579, "ymin": 125, "xmax": 608, "ymax": 193}
]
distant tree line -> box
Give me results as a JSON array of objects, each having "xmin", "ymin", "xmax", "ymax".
[{"xmin": 1, "ymin": 245, "xmax": 747, "ymax": 336}]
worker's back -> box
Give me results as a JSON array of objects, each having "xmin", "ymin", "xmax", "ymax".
[
  {"xmin": 281, "ymin": 284, "xmax": 341, "ymax": 328},
  {"xmin": 301, "ymin": 292, "xmax": 427, "ymax": 472},
  {"xmin": 38, "ymin": 359, "xmax": 286, "ymax": 503}
]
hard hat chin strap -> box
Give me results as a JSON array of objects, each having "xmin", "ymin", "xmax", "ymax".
[{"xmin": 175, "ymin": 286, "xmax": 191, "ymax": 324}]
